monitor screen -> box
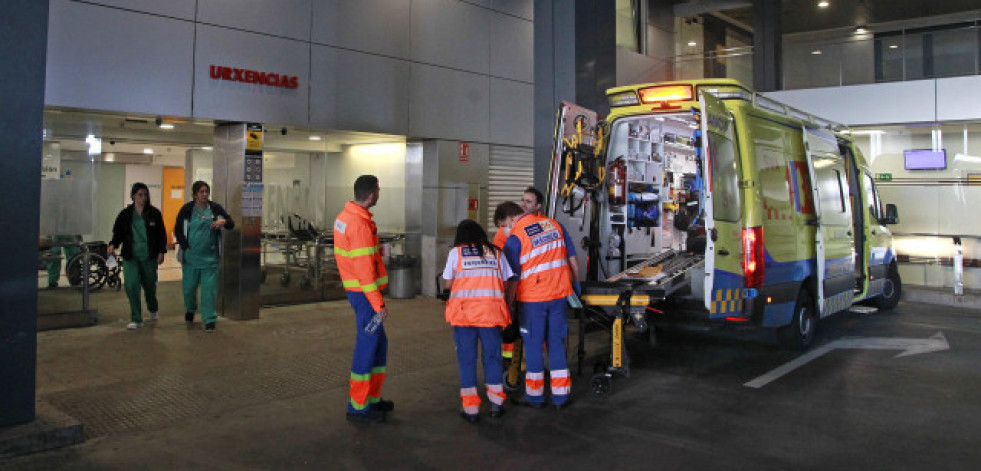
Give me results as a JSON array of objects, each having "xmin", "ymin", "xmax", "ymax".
[{"xmin": 904, "ymin": 149, "xmax": 946, "ymax": 170}]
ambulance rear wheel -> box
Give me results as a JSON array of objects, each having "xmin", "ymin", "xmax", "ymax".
[
  {"xmin": 777, "ymin": 288, "xmax": 816, "ymax": 350},
  {"xmin": 874, "ymin": 264, "xmax": 902, "ymax": 311}
]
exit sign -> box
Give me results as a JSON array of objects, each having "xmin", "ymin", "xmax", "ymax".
[{"xmin": 875, "ymin": 173, "xmax": 892, "ymax": 181}]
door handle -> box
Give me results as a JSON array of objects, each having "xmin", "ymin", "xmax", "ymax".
[
  {"xmin": 847, "ymin": 231, "xmax": 852, "ymax": 237},
  {"xmin": 718, "ymin": 249, "xmax": 730, "ymax": 256},
  {"xmin": 710, "ymin": 228, "xmax": 718, "ymax": 242}
]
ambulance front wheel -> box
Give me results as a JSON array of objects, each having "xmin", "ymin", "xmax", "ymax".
[
  {"xmin": 874, "ymin": 264, "xmax": 902, "ymax": 311},
  {"xmin": 777, "ymin": 288, "xmax": 816, "ymax": 350}
]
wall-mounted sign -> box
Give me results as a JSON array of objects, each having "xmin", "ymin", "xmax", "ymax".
[
  {"xmin": 459, "ymin": 142, "xmax": 469, "ymax": 162},
  {"xmin": 209, "ymin": 65, "xmax": 299, "ymax": 90}
]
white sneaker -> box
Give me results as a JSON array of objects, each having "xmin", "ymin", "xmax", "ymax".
[
  {"xmin": 148, "ymin": 312, "xmax": 158, "ymax": 320},
  {"xmin": 126, "ymin": 322, "xmax": 142, "ymax": 330}
]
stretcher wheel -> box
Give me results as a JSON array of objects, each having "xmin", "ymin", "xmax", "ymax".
[
  {"xmin": 590, "ymin": 373, "xmax": 613, "ymax": 396},
  {"xmin": 503, "ymin": 363, "xmax": 524, "ymax": 394},
  {"xmin": 280, "ymin": 272, "xmax": 291, "ymax": 287}
]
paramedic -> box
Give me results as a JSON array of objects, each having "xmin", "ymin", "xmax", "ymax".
[
  {"xmin": 442, "ymin": 220, "xmax": 513, "ymax": 423},
  {"xmin": 504, "ymin": 187, "xmax": 580, "ymax": 409},
  {"xmin": 334, "ymin": 175, "xmax": 394, "ymax": 423},
  {"xmin": 108, "ymin": 183, "xmax": 167, "ymax": 330},
  {"xmin": 492, "ymin": 201, "xmax": 523, "ymax": 362},
  {"xmin": 175, "ymin": 181, "xmax": 235, "ymax": 333}
]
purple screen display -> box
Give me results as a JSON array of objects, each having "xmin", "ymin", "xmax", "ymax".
[{"xmin": 904, "ymin": 149, "xmax": 946, "ymax": 170}]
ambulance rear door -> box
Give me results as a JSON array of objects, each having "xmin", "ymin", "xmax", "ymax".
[
  {"xmin": 802, "ymin": 126, "xmax": 856, "ymax": 317},
  {"xmin": 699, "ymin": 91, "xmax": 743, "ymax": 317}
]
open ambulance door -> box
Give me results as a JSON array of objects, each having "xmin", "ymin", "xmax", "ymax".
[
  {"xmin": 546, "ymin": 101, "xmax": 601, "ymax": 282},
  {"xmin": 699, "ymin": 91, "xmax": 741, "ymax": 316},
  {"xmin": 802, "ymin": 126, "xmax": 857, "ymax": 317}
]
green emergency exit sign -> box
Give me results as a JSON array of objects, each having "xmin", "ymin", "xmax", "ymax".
[{"xmin": 875, "ymin": 173, "xmax": 892, "ymax": 181}]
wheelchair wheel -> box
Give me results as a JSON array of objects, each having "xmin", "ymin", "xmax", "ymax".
[{"xmin": 67, "ymin": 253, "xmax": 108, "ymax": 290}]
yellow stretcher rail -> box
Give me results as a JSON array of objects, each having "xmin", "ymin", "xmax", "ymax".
[{"xmin": 581, "ymin": 294, "xmax": 651, "ymax": 307}]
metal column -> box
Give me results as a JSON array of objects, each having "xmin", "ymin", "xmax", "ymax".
[{"xmin": 213, "ymin": 123, "xmax": 263, "ymax": 321}]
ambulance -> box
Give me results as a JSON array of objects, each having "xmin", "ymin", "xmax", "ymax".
[{"xmin": 547, "ymin": 79, "xmax": 901, "ymax": 371}]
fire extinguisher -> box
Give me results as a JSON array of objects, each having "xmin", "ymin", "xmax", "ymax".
[{"xmin": 608, "ymin": 158, "xmax": 626, "ymax": 205}]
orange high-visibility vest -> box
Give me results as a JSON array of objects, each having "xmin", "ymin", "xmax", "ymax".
[
  {"xmin": 445, "ymin": 245, "xmax": 511, "ymax": 327},
  {"xmin": 511, "ymin": 213, "xmax": 573, "ymax": 303},
  {"xmin": 492, "ymin": 229, "xmax": 508, "ymax": 249},
  {"xmin": 334, "ymin": 201, "xmax": 388, "ymax": 312}
]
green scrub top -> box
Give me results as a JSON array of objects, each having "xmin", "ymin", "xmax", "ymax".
[
  {"xmin": 186, "ymin": 205, "xmax": 219, "ymax": 268},
  {"xmin": 131, "ymin": 210, "xmax": 150, "ymax": 261}
]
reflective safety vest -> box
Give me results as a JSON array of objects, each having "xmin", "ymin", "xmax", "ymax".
[
  {"xmin": 492, "ymin": 228, "xmax": 508, "ymax": 249},
  {"xmin": 445, "ymin": 245, "xmax": 511, "ymax": 327},
  {"xmin": 511, "ymin": 213, "xmax": 573, "ymax": 303},
  {"xmin": 334, "ymin": 201, "xmax": 388, "ymax": 312}
]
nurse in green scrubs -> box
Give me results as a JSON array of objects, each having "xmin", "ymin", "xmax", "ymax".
[
  {"xmin": 108, "ymin": 183, "xmax": 168, "ymax": 329},
  {"xmin": 175, "ymin": 181, "xmax": 235, "ymax": 332},
  {"xmin": 45, "ymin": 234, "xmax": 80, "ymax": 288}
]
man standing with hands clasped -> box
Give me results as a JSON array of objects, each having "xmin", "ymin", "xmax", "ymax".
[
  {"xmin": 334, "ymin": 175, "xmax": 394, "ymax": 423},
  {"xmin": 504, "ymin": 187, "xmax": 580, "ymax": 409}
]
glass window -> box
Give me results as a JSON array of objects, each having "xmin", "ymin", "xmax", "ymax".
[
  {"xmin": 615, "ymin": 0, "xmax": 641, "ymax": 53},
  {"xmin": 931, "ymin": 27, "xmax": 976, "ymax": 78},
  {"xmin": 863, "ymin": 173, "xmax": 882, "ymax": 221},
  {"xmin": 708, "ymin": 130, "xmax": 740, "ymax": 222},
  {"xmin": 815, "ymin": 166, "xmax": 850, "ymax": 226}
]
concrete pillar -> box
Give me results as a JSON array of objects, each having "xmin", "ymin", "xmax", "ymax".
[
  {"xmin": 212, "ymin": 123, "xmax": 262, "ymax": 320},
  {"xmin": 753, "ymin": 0, "xmax": 782, "ymax": 91},
  {"xmin": 0, "ymin": 0, "xmax": 48, "ymax": 427}
]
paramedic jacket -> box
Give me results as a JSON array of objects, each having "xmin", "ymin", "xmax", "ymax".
[
  {"xmin": 504, "ymin": 213, "xmax": 576, "ymax": 302},
  {"xmin": 333, "ymin": 201, "xmax": 389, "ymax": 312}
]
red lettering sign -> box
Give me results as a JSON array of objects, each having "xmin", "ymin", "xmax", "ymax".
[
  {"xmin": 459, "ymin": 142, "xmax": 469, "ymax": 162},
  {"xmin": 209, "ymin": 64, "xmax": 299, "ymax": 90},
  {"xmin": 468, "ymin": 199, "xmax": 478, "ymax": 211}
]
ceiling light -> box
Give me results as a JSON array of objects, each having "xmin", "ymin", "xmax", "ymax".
[
  {"xmin": 811, "ymin": 50, "xmax": 822, "ymax": 55},
  {"xmin": 143, "ymin": 148, "xmax": 153, "ymax": 155},
  {"xmin": 159, "ymin": 123, "xmax": 174, "ymax": 130},
  {"xmin": 687, "ymin": 41, "xmax": 697, "ymax": 47},
  {"xmin": 201, "ymin": 146, "xmax": 213, "ymax": 151},
  {"xmin": 309, "ymin": 135, "xmax": 322, "ymax": 141},
  {"xmin": 817, "ymin": 1, "xmax": 829, "ymax": 8},
  {"xmin": 855, "ymin": 26, "xmax": 868, "ymax": 34},
  {"xmin": 889, "ymin": 44, "xmax": 899, "ymax": 49}
]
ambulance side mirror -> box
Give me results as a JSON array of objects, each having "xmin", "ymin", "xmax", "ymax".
[{"xmin": 879, "ymin": 204, "xmax": 899, "ymax": 225}]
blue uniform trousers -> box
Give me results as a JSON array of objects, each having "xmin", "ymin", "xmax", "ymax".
[
  {"xmin": 347, "ymin": 292, "xmax": 388, "ymax": 414},
  {"xmin": 519, "ymin": 298, "xmax": 571, "ymax": 405}
]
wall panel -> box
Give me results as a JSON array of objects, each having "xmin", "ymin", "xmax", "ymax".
[
  {"xmin": 490, "ymin": 12, "xmax": 534, "ymax": 82},
  {"xmin": 310, "ymin": 45, "xmax": 410, "ymax": 134},
  {"xmin": 489, "ymin": 78, "xmax": 533, "ymax": 146},
  {"xmin": 312, "ymin": 0, "xmax": 411, "ymax": 59},
  {"xmin": 409, "ymin": 64, "xmax": 489, "ymax": 142},
  {"xmin": 45, "ymin": 0, "xmax": 194, "ymax": 116},
  {"xmin": 411, "ymin": 0, "xmax": 490, "ymax": 74},
  {"xmin": 79, "ymin": 0, "xmax": 196, "ymax": 20},
  {"xmin": 193, "ymin": 25, "xmax": 310, "ymax": 126},
  {"xmin": 197, "ymin": 0, "xmax": 312, "ymax": 41}
]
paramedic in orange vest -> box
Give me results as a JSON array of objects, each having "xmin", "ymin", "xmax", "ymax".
[
  {"xmin": 443, "ymin": 219, "xmax": 514, "ymax": 423},
  {"xmin": 334, "ymin": 175, "xmax": 393, "ymax": 423},
  {"xmin": 504, "ymin": 187, "xmax": 580, "ymax": 409},
  {"xmin": 492, "ymin": 201, "xmax": 523, "ymax": 363}
]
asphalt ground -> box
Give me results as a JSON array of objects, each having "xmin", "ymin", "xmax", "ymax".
[{"xmin": 4, "ymin": 284, "xmax": 980, "ymax": 471}]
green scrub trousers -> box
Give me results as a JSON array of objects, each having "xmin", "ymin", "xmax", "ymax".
[
  {"xmin": 123, "ymin": 211, "xmax": 158, "ymax": 323},
  {"xmin": 46, "ymin": 235, "xmax": 79, "ymax": 286},
  {"xmin": 182, "ymin": 206, "xmax": 220, "ymax": 324}
]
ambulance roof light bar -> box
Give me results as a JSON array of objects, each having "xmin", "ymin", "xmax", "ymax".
[{"xmin": 638, "ymin": 85, "xmax": 693, "ymax": 104}]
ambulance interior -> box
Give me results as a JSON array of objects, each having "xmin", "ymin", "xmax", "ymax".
[{"xmin": 599, "ymin": 113, "xmax": 704, "ymax": 295}]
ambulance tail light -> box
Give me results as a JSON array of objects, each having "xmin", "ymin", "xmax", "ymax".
[
  {"xmin": 638, "ymin": 85, "xmax": 693, "ymax": 104},
  {"xmin": 742, "ymin": 227, "xmax": 764, "ymax": 288}
]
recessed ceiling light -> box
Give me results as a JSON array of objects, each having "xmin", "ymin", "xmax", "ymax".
[
  {"xmin": 201, "ymin": 146, "xmax": 213, "ymax": 151},
  {"xmin": 143, "ymin": 148, "xmax": 153, "ymax": 155},
  {"xmin": 818, "ymin": 1, "xmax": 830, "ymax": 7},
  {"xmin": 688, "ymin": 41, "xmax": 697, "ymax": 47},
  {"xmin": 812, "ymin": 50, "xmax": 822, "ymax": 55},
  {"xmin": 309, "ymin": 135, "xmax": 322, "ymax": 141},
  {"xmin": 889, "ymin": 44, "xmax": 899, "ymax": 49}
]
